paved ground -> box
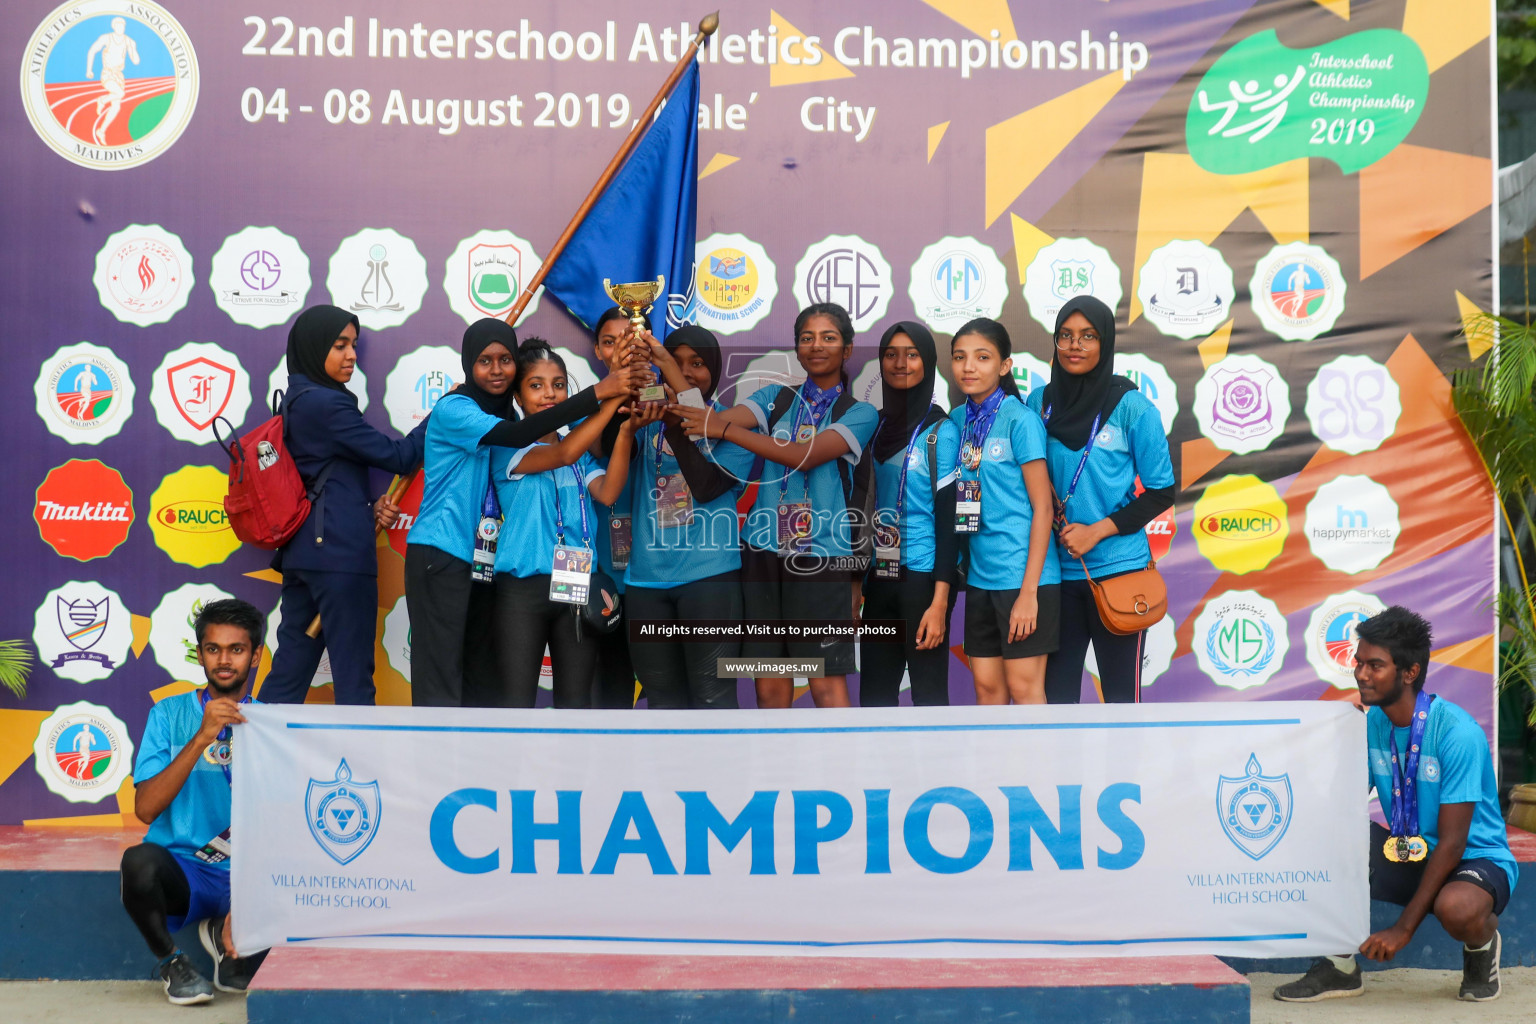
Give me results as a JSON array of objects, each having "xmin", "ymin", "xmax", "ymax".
[{"xmin": 4, "ymin": 968, "xmax": 1532, "ymax": 1022}]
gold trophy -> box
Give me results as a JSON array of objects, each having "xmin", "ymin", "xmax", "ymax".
[{"xmin": 603, "ymin": 276, "xmax": 667, "ymax": 403}]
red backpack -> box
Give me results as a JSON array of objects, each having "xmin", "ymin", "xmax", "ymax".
[{"xmin": 215, "ymin": 391, "xmax": 333, "ymax": 550}]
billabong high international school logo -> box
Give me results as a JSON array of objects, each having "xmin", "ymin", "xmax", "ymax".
[
  {"xmin": 1217, "ymin": 754, "xmax": 1293, "ymax": 861},
  {"xmin": 33, "ymin": 700, "xmax": 134, "ymax": 802},
  {"xmin": 20, "ymin": 1, "xmax": 198, "ymax": 170},
  {"xmin": 1250, "ymin": 242, "xmax": 1346, "ymax": 341},
  {"xmin": 691, "ymin": 232, "xmax": 777, "ymax": 333},
  {"xmin": 35, "ymin": 342, "xmax": 135, "ymax": 444},
  {"xmin": 307, "ymin": 759, "xmax": 382, "ymax": 865}
]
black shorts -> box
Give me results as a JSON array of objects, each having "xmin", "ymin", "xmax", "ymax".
[
  {"xmin": 1368, "ymin": 822, "xmax": 1512, "ymax": 915},
  {"xmin": 740, "ymin": 545, "xmax": 857, "ymax": 675},
  {"xmin": 964, "ymin": 584, "xmax": 1061, "ymax": 659}
]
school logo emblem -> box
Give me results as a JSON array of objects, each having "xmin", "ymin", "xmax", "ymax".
[
  {"xmin": 792, "ymin": 234, "xmax": 893, "ymax": 332},
  {"xmin": 383, "ymin": 597, "xmax": 411, "ymax": 683},
  {"xmin": 34, "ymin": 459, "xmax": 134, "ymax": 562},
  {"xmin": 327, "ymin": 228, "xmax": 429, "ymax": 331},
  {"xmin": 444, "ymin": 230, "xmax": 544, "ymax": 326},
  {"xmin": 691, "ymin": 232, "xmax": 777, "ymax": 333},
  {"xmin": 93, "ymin": 223, "xmax": 194, "ymax": 326},
  {"xmin": 149, "ymin": 465, "xmax": 237, "ymax": 567},
  {"xmin": 1251, "ymin": 242, "xmax": 1346, "ymax": 341},
  {"xmin": 1009, "ymin": 352, "xmax": 1052, "ymax": 401},
  {"xmin": 1136, "ymin": 240, "xmax": 1234, "ymax": 340},
  {"xmin": 1192, "ymin": 474, "xmax": 1288, "ymax": 575},
  {"xmin": 1113, "ymin": 353, "xmax": 1178, "ymax": 435},
  {"xmin": 1194, "ymin": 590, "xmax": 1289, "ymax": 690},
  {"xmin": 908, "ymin": 236, "xmax": 1008, "ymax": 334},
  {"xmin": 1216, "ymin": 754, "xmax": 1293, "ymax": 861},
  {"xmin": 1022, "ymin": 237, "xmax": 1123, "ymax": 334},
  {"xmin": 1306, "ymin": 590, "xmax": 1385, "ymax": 687},
  {"xmin": 35, "ymin": 343, "xmax": 135, "ymax": 444},
  {"xmin": 383, "ymin": 345, "xmax": 460, "ymax": 434},
  {"xmin": 210, "ymin": 226, "xmax": 310, "ymax": 329},
  {"xmin": 1304, "ymin": 475, "xmax": 1399, "ymax": 574},
  {"xmin": 1305, "ymin": 354, "xmax": 1401, "ymax": 456},
  {"xmin": 32, "ymin": 700, "xmax": 134, "ymax": 802},
  {"xmin": 20, "ymin": 1, "xmax": 198, "ymax": 170},
  {"xmin": 306, "ymin": 759, "xmax": 382, "ymax": 865},
  {"xmin": 148, "ymin": 583, "xmax": 234, "ymax": 682},
  {"xmin": 33, "ymin": 582, "xmax": 134, "ymax": 683},
  {"xmin": 1194, "ymin": 354, "xmax": 1289, "ymax": 454},
  {"xmin": 151, "ymin": 342, "xmax": 251, "ymax": 444}
]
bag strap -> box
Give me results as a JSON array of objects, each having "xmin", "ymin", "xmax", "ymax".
[{"xmin": 212, "ymin": 417, "xmax": 239, "ymax": 462}]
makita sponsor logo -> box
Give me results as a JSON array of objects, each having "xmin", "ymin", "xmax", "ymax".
[{"xmin": 38, "ymin": 500, "xmax": 132, "ymax": 522}]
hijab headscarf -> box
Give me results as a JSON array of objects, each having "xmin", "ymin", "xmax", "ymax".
[
  {"xmin": 872, "ymin": 321, "xmax": 944, "ymax": 462},
  {"xmin": 286, "ymin": 304, "xmax": 359, "ymax": 401},
  {"xmin": 663, "ymin": 324, "xmax": 722, "ymax": 403},
  {"xmin": 1041, "ymin": 295, "xmax": 1136, "ymax": 451},
  {"xmin": 460, "ymin": 317, "xmax": 517, "ymax": 416}
]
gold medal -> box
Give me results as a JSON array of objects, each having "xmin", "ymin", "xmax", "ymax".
[{"xmin": 1405, "ymin": 835, "xmax": 1428, "ymax": 862}]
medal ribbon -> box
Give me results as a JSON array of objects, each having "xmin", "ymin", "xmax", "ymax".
[
  {"xmin": 959, "ymin": 389, "xmax": 1007, "ymax": 472},
  {"xmin": 552, "ymin": 463, "xmax": 593, "ymax": 551},
  {"xmin": 198, "ymin": 689, "xmax": 250, "ymax": 786},
  {"xmin": 1042, "ymin": 404, "xmax": 1102, "ymax": 509},
  {"xmin": 1387, "ymin": 690, "xmax": 1437, "ymax": 839},
  {"xmin": 777, "ymin": 381, "xmax": 844, "ymax": 506}
]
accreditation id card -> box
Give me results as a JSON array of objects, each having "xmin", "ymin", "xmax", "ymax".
[
  {"xmin": 549, "ymin": 546, "xmax": 593, "ymax": 604},
  {"xmin": 194, "ymin": 828, "xmax": 232, "ymax": 864},
  {"xmin": 873, "ymin": 522, "xmax": 902, "ymax": 579},
  {"xmin": 608, "ymin": 515, "xmax": 632, "ymax": 569},
  {"xmin": 471, "ymin": 516, "xmax": 500, "ymax": 583},
  {"xmin": 955, "ymin": 480, "xmax": 982, "ymax": 533},
  {"xmin": 655, "ymin": 473, "xmax": 693, "ymax": 529},
  {"xmin": 777, "ymin": 502, "xmax": 813, "ymax": 552}
]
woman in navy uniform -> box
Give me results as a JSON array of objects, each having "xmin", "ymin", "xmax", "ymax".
[{"xmin": 261, "ymin": 304, "xmax": 427, "ymax": 707}]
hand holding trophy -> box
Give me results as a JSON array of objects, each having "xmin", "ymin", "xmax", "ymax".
[{"xmin": 604, "ymin": 277, "xmax": 668, "ymax": 405}]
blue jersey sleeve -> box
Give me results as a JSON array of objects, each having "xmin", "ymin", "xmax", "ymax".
[
  {"xmin": 701, "ymin": 437, "xmax": 757, "ymax": 489},
  {"xmin": 430, "ymin": 393, "xmax": 500, "ymax": 453},
  {"xmin": 576, "ymin": 451, "xmax": 604, "ymax": 489},
  {"xmin": 1435, "ymin": 715, "xmax": 1489, "ymax": 805},
  {"xmin": 1127, "ymin": 398, "xmax": 1175, "ymax": 490},
  {"xmin": 829, "ymin": 400, "xmax": 879, "ymax": 462},
  {"xmin": 743, "ymin": 384, "xmax": 782, "ymax": 433},
  {"xmin": 935, "ymin": 419, "xmax": 962, "ymax": 489},
  {"xmin": 133, "ymin": 700, "xmax": 175, "ymax": 785},
  {"xmin": 1011, "ymin": 403, "xmax": 1048, "ymax": 465}
]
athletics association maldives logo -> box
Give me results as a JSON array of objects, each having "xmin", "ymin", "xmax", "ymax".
[
  {"xmin": 150, "ymin": 342, "xmax": 251, "ymax": 444},
  {"xmin": 1194, "ymin": 590, "xmax": 1290, "ymax": 690},
  {"xmin": 1251, "ymin": 242, "xmax": 1346, "ymax": 341},
  {"xmin": 1194, "ymin": 354, "xmax": 1290, "ymax": 454},
  {"xmin": 1306, "ymin": 590, "xmax": 1386, "ymax": 687},
  {"xmin": 35, "ymin": 342, "xmax": 135, "ymax": 444},
  {"xmin": 1136, "ymin": 239, "xmax": 1234, "ymax": 340},
  {"xmin": 33, "ymin": 581, "xmax": 134, "ymax": 683},
  {"xmin": 307, "ymin": 759, "xmax": 382, "ymax": 865},
  {"xmin": 444, "ymin": 230, "xmax": 544, "ymax": 326},
  {"xmin": 688, "ymin": 232, "xmax": 778, "ymax": 334},
  {"xmin": 210, "ymin": 226, "xmax": 311, "ymax": 329},
  {"xmin": 35, "ymin": 458, "xmax": 134, "ymax": 561},
  {"xmin": 20, "ymin": 1, "xmax": 199, "ymax": 171},
  {"xmin": 792, "ymin": 234, "xmax": 894, "ymax": 332},
  {"xmin": 33, "ymin": 700, "xmax": 134, "ymax": 803},
  {"xmin": 93, "ymin": 223, "xmax": 194, "ymax": 326},
  {"xmin": 1216, "ymin": 754, "xmax": 1293, "ymax": 861},
  {"xmin": 908, "ymin": 235, "xmax": 1008, "ymax": 334},
  {"xmin": 1022, "ymin": 237, "xmax": 1123, "ymax": 334}
]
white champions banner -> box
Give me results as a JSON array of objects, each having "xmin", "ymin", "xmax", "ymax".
[{"xmin": 232, "ymin": 702, "xmax": 1368, "ymax": 958}]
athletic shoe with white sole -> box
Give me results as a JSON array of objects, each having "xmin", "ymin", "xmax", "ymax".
[
  {"xmin": 199, "ymin": 914, "xmax": 265, "ymax": 992},
  {"xmin": 157, "ymin": 951, "xmax": 214, "ymax": 1005},
  {"xmin": 1459, "ymin": 931, "xmax": 1501, "ymax": 1001},
  {"xmin": 1272, "ymin": 958, "xmax": 1364, "ymax": 1002}
]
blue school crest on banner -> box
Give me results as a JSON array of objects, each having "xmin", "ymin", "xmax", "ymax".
[
  {"xmin": 1216, "ymin": 754, "xmax": 1292, "ymax": 861},
  {"xmin": 306, "ymin": 759, "xmax": 382, "ymax": 865}
]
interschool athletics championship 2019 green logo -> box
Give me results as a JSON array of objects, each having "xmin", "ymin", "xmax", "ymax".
[{"xmin": 20, "ymin": 1, "xmax": 199, "ymax": 170}]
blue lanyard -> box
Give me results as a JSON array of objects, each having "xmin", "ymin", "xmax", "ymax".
[
  {"xmin": 552, "ymin": 463, "xmax": 592, "ymax": 550},
  {"xmin": 890, "ymin": 410, "xmax": 935, "ymax": 529},
  {"xmin": 959, "ymin": 389, "xmax": 1007, "ymax": 470},
  {"xmin": 198, "ymin": 689, "xmax": 248, "ymax": 786},
  {"xmin": 651, "ymin": 422, "xmax": 671, "ymax": 479},
  {"xmin": 778, "ymin": 383, "xmax": 843, "ymax": 505},
  {"xmin": 1043, "ymin": 404, "xmax": 1102, "ymax": 509},
  {"xmin": 1387, "ymin": 691, "xmax": 1436, "ymax": 838},
  {"xmin": 481, "ymin": 453, "xmax": 500, "ymax": 519}
]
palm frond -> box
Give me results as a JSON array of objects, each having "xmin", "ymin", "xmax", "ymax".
[{"xmin": 0, "ymin": 640, "xmax": 34, "ymax": 699}]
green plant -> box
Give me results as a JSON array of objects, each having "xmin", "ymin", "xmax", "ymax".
[{"xmin": 0, "ymin": 640, "xmax": 35, "ymax": 699}]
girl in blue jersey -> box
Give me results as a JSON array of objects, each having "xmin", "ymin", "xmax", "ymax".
[
  {"xmin": 860, "ymin": 322, "xmax": 961, "ymax": 706},
  {"xmin": 404, "ymin": 318, "xmax": 643, "ymax": 707},
  {"xmin": 490, "ymin": 339, "xmax": 649, "ymax": 708},
  {"xmin": 670, "ymin": 303, "xmax": 879, "ymax": 709},
  {"xmin": 949, "ymin": 317, "xmax": 1059, "ymax": 704},
  {"xmin": 619, "ymin": 324, "xmax": 758, "ymax": 708},
  {"xmin": 1027, "ymin": 296, "xmax": 1173, "ymax": 704}
]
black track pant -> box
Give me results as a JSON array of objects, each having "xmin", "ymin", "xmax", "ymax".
[
  {"xmin": 120, "ymin": 843, "xmax": 189, "ymax": 959},
  {"xmin": 1044, "ymin": 577, "xmax": 1144, "ymax": 704},
  {"xmin": 627, "ymin": 571, "xmax": 743, "ymax": 709},
  {"xmin": 592, "ymin": 618, "xmax": 637, "ymax": 709},
  {"xmin": 493, "ymin": 573, "xmax": 595, "ymax": 708},
  {"xmin": 405, "ymin": 544, "xmax": 499, "ymax": 707},
  {"xmin": 859, "ymin": 571, "xmax": 955, "ymax": 707}
]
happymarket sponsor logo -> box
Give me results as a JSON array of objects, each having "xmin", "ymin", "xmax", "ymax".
[
  {"xmin": 1305, "ymin": 590, "xmax": 1385, "ymax": 687},
  {"xmin": 327, "ymin": 227, "xmax": 429, "ymax": 331},
  {"xmin": 150, "ymin": 341, "xmax": 252, "ymax": 445},
  {"xmin": 1136, "ymin": 239, "xmax": 1234, "ymax": 340},
  {"xmin": 908, "ymin": 235, "xmax": 1008, "ymax": 334},
  {"xmin": 33, "ymin": 700, "xmax": 134, "ymax": 802},
  {"xmin": 792, "ymin": 233, "xmax": 894, "ymax": 333},
  {"xmin": 1250, "ymin": 242, "xmax": 1346, "ymax": 341},
  {"xmin": 149, "ymin": 582, "xmax": 234, "ymax": 682},
  {"xmin": 1192, "ymin": 474, "xmax": 1288, "ymax": 575},
  {"xmin": 34, "ymin": 342, "xmax": 135, "ymax": 444},
  {"xmin": 19, "ymin": 1, "xmax": 199, "ymax": 171},
  {"xmin": 1304, "ymin": 475, "xmax": 1399, "ymax": 574},
  {"xmin": 1022, "ymin": 237, "xmax": 1123, "ymax": 334},
  {"xmin": 149, "ymin": 464, "xmax": 237, "ymax": 567},
  {"xmin": 1194, "ymin": 354, "xmax": 1290, "ymax": 454},
  {"xmin": 1305, "ymin": 354, "xmax": 1401, "ymax": 455},
  {"xmin": 33, "ymin": 581, "xmax": 134, "ymax": 684},
  {"xmin": 210, "ymin": 225, "xmax": 311, "ymax": 329},
  {"xmin": 689, "ymin": 232, "xmax": 778, "ymax": 334},
  {"xmin": 1193, "ymin": 589, "xmax": 1290, "ymax": 690},
  {"xmin": 444, "ymin": 229, "xmax": 544, "ymax": 327},
  {"xmin": 93, "ymin": 223, "xmax": 193, "ymax": 326},
  {"xmin": 383, "ymin": 345, "xmax": 460, "ymax": 435},
  {"xmin": 34, "ymin": 458, "xmax": 133, "ymax": 561}
]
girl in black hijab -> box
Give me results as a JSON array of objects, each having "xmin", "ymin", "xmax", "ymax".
[
  {"xmin": 404, "ymin": 317, "xmax": 646, "ymax": 708},
  {"xmin": 860, "ymin": 322, "xmax": 962, "ymax": 706},
  {"xmin": 1027, "ymin": 295, "xmax": 1175, "ymax": 704}
]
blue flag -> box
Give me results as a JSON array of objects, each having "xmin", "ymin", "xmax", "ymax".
[{"xmin": 541, "ymin": 61, "xmax": 699, "ymax": 340}]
